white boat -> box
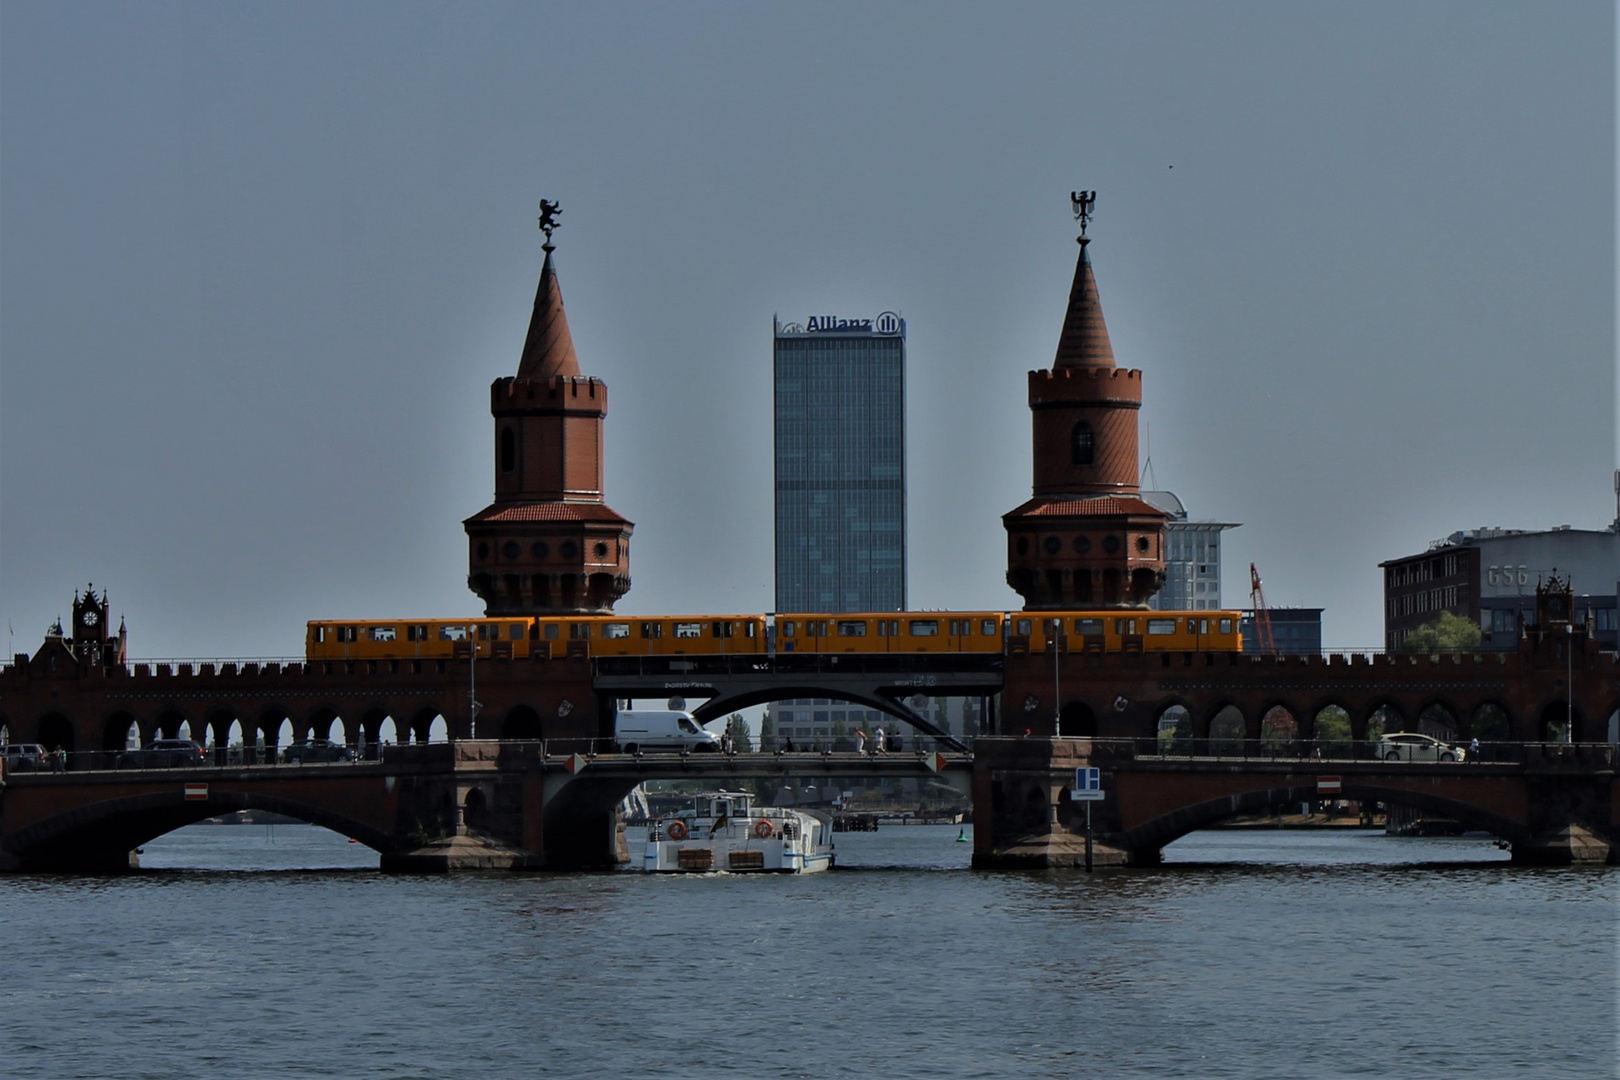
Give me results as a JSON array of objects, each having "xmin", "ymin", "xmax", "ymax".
[{"xmin": 642, "ymin": 791, "xmax": 834, "ymax": 873}]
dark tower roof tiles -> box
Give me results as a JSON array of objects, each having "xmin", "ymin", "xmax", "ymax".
[
  {"xmin": 516, "ymin": 247, "xmax": 581, "ymax": 380},
  {"xmin": 1052, "ymin": 239, "xmax": 1116, "ymax": 369}
]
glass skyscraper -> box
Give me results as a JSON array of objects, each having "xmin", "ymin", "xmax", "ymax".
[{"xmin": 773, "ymin": 313, "xmax": 906, "ymax": 613}]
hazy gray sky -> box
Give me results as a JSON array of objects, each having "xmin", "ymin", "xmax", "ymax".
[{"xmin": 2, "ymin": 2, "xmax": 1614, "ymax": 657}]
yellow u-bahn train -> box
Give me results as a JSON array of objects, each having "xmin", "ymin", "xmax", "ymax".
[{"xmin": 305, "ymin": 610, "xmax": 1242, "ymax": 662}]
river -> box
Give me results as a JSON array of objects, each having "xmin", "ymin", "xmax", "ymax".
[{"xmin": 1, "ymin": 825, "xmax": 1612, "ymax": 1079}]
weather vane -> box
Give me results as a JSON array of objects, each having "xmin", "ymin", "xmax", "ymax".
[
  {"xmin": 1070, "ymin": 190, "xmax": 1096, "ymax": 238},
  {"xmin": 538, "ymin": 199, "xmax": 561, "ymax": 246}
]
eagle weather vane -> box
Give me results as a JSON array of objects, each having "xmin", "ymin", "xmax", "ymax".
[
  {"xmin": 537, "ymin": 199, "xmax": 562, "ymax": 245},
  {"xmin": 1070, "ymin": 189, "xmax": 1097, "ymax": 238}
]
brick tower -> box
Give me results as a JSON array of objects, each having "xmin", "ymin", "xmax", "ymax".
[
  {"xmin": 464, "ymin": 212, "xmax": 633, "ymax": 614},
  {"xmin": 1002, "ymin": 200, "xmax": 1167, "ymax": 609}
]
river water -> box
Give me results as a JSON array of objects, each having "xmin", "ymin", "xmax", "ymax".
[{"xmin": 1, "ymin": 825, "xmax": 1612, "ymax": 1079}]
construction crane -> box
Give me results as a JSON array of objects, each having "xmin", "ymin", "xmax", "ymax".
[{"xmin": 1249, "ymin": 563, "xmax": 1277, "ymax": 656}]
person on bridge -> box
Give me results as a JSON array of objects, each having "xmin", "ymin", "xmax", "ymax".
[
  {"xmin": 873, "ymin": 726, "xmax": 887, "ymax": 755},
  {"xmin": 854, "ymin": 729, "xmax": 866, "ymax": 755},
  {"xmin": 1469, "ymin": 737, "xmax": 1481, "ymax": 763}
]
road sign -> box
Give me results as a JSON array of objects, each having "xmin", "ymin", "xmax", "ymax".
[
  {"xmin": 1317, "ymin": 776, "xmax": 1342, "ymax": 795},
  {"xmin": 183, "ymin": 783, "xmax": 208, "ymax": 801},
  {"xmin": 1071, "ymin": 766, "xmax": 1104, "ymax": 801}
]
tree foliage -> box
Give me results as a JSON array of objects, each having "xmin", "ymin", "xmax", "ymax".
[
  {"xmin": 1400, "ymin": 611, "xmax": 1483, "ymax": 653},
  {"xmin": 724, "ymin": 713, "xmax": 753, "ymax": 753}
]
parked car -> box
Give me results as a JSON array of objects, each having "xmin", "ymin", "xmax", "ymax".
[
  {"xmin": 116, "ymin": 739, "xmax": 207, "ymax": 769},
  {"xmin": 1, "ymin": 743, "xmax": 50, "ymax": 772},
  {"xmin": 1376, "ymin": 732, "xmax": 1465, "ymax": 763},
  {"xmin": 281, "ymin": 739, "xmax": 356, "ymax": 764}
]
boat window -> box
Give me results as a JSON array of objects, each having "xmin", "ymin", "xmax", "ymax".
[
  {"xmin": 909, "ymin": 620, "xmax": 939, "ymax": 636},
  {"xmin": 837, "ymin": 620, "xmax": 867, "ymax": 637},
  {"xmin": 603, "ymin": 623, "xmax": 630, "ymax": 639},
  {"xmin": 369, "ymin": 626, "xmax": 397, "ymax": 642},
  {"xmin": 1147, "ymin": 619, "xmax": 1177, "ymax": 635},
  {"xmin": 674, "ymin": 622, "xmax": 702, "ymax": 638},
  {"xmin": 438, "ymin": 625, "xmax": 468, "ymax": 641},
  {"xmin": 1076, "ymin": 618, "xmax": 1103, "ymax": 635}
]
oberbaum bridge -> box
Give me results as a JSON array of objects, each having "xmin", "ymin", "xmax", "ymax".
[{"xmin": 2, "ymin": 197, "xmax": 1615, "ymax": 873}]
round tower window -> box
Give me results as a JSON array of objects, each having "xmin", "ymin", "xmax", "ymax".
[
  {"xmin": 531, "ymin": 541, "xmax": 549, "ymax": 558},
  {"xmin": 1073, "ymin": 536, "xmax": 1091, "ymax": 554},
  {"xmin": 1016, "ymin": 537, "xmax": 1029, "ymax": 556},
  {"xmin": 1043, "ymin": 536, "xmax": 1061, "ymax": 555},
  {"xmin": 1135, "ymin": 535, "xmax": 1150, "ymax": 553},
  {"xmin": 476, "ymin": 542, "xmax": 489, "ymax": 561},
  {"xmin": 1103, "ymin": 535, "xmax": 1121, "ymax": 554},
  {"xmin": 502, "ymin": 541, "xmax": 521, "ymax": 559},
  {"xmin": 594, "ymin": 541, "xmax": 609, "ymax": 557},
  {"xmin": 560, "ymin": 540, "xmax": 578, "ymax": 558}
]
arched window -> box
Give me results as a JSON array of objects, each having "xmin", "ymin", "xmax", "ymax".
[
  {"xmin": 1071, "ymin": 421, "xmax": 1094, "ymax": 465},
  {"xmin": 500, "ymin": 428, "xmax": 516, "ymax": 473}
]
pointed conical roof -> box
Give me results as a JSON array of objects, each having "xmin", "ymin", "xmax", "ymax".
[
  {"xmin": 1052, "ymin": 238, "xmax": 1116, "ymax": 369},
  {"xmin": 516, "ymin": 246, "xmax": 581, "ymax": 380}
]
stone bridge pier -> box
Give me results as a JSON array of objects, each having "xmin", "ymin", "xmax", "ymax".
[{"xmin": 971, "ymin": 736, "xmax": 1618, "ymax": 869}]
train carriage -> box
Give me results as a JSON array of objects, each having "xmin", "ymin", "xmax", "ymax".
[{"xmin": 773, "ymin": 613, "xmax": 1005, "ymax": 655}]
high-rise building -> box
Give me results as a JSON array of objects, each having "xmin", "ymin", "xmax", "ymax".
[
  {"xmin": 1142, "ymin": 491, "xmax": 1240, "ymax": 611},
  {"xmin": 773, "ymin": 312, "xmax": 907, "ymax": 613}
]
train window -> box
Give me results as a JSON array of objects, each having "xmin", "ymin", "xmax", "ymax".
[
  {"xmin": 603, "ymin": 623, "xmax": 630, "ymax": 639},
  {"xmin": 1219, "ymin": 619, "xmax": 1233, "ymax": 635},
  {"xmin": 476, "ymin": 624, "xmax": 491, "ymax": 641},
  {"xmin": 879, "ymin": 621, "xmax": 890, "ymax": 637},
  {"xmin": 313, "ymin": 626, "xmax": 327, "ymax": 643},
  {"xmin": 408, "ymin": 625, "xmax": 428, "ymax": 641},
  {"xmin": 1196, "ymin": 619, "xmax": 1209, "ymax": 634},
  {"xmin": 1147, "ymin": 619, "xmax": 1177, "ymax": 635},
  {"xmin": 369, "ymin": 626, "xmax": 397, "ymax": 642},
  {"xmin": 569, "ymin": 623, "xmax": 592, "ymax": 640},
  {"xmin": 543, "ymin": 623, "xmax": 560, "ymax": 640},
  {"xmin": 714, "ymin": 621, "xmax": 734, "ymax": 638},
  {"xmin": 781, "ymin": 622, "xmax": 797, "ymax": 637},
  {"xmin": 1076, "ymin": 619, "xmax": 1103, "ymax": 635},
  {"xmin": 640, "ymin": 622, "xmax": 663, "ymax": 639},
  {"xmin": 837, "ymin": 621, "xmax": 867, "ymax": 637},
  {"xmin": 745, "ymin": 622, "xmax": 757, "ymax": 637},
  {"xmin": 439, "ymin": 625, "xmax": 468, "ymax": 641},
  {"xmin": 510, "ymin": 623, "xmax": 525, "ymax": 640},
  {"xmin": 808, "ymin": 621, "xmax": 827, "ymax": 636},
  {"xmin": 949, "ymin": 620, "xmax": 960, "ymax": 635},
  {"xmin": 909, "ymin": 620, "xmax": 939, "ymax": 636},
  {"xmin": 981, "ymin": 619, "xmax": 997, "ymax": 636},
  {"xmin": 1016, "ymin": 619, "xmax": 1031, "ymax": 636},
  {"xmin": 674, "ymin": 623, "xmax": 702, "ymax": 638},
  {"xmin": 338, "ymin": 626, "xmax": 358, "ymax": 642}
]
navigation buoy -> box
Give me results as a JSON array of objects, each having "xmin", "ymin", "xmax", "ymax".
[{"xmin": 956, "ymin": 828, "xmax": 968, "ymax": 843}]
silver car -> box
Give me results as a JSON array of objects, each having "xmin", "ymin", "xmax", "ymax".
[{"xmin": 1377, "ymin": 732, "xmax": 1465, "ymax": 762}]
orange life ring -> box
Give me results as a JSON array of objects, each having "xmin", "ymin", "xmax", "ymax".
[
  {"xmin": 666, "ymin": 820, "xmax": 688, "ymax": 841},
  {"xmin": 754, "ymin": 819, "xmax": 774, "ymax": 839}
]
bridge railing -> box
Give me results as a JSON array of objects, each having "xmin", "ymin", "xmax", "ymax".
[
  {"xmin": 593, "ymin": 653, "xmax": 1004, "ymax": 678},
  {"xmin": 1118, "ymin": 737, "xmax": 1617, "ymax": 767}
]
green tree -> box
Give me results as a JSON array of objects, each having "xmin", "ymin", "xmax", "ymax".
[
  {"xmin": 724, "ymin": 713, "xmax": 753, "ymax": 752},
  {"xmin": 1400, "ymin": 611, "xmax": 1482, "ymax": 653},
  {"xmin": 758, "ymin": 708, "xmax": 777, "ymax": 751}
]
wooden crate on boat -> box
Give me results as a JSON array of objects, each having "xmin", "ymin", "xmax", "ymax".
[{"xmin": 677, "ymin": 848, "xmax": 713, "ymax": 871}]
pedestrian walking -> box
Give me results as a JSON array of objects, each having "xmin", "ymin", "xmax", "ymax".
[
  {"xmin": 873, "ymin": 726, "xmax": 886, "ymax": 755},
  {"xmin": 1468, "ymin": 736, "xmax": 1480, "ymax": 763},
  {"xmin": 853, "ymin": 729, "xmax": 866, "ymax": 755}
]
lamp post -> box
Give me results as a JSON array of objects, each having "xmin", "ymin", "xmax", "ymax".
[
  {"xmin": 1051, "ymin": 618, "xmax": 1062, "ymax": 738},
  {"xmin": 469, "ymin": 636, "xmax": 484, "ymax": 740},
  {"xmin": 1566, "ymin": 623, "xmax": 1574, "ymax": 743}
]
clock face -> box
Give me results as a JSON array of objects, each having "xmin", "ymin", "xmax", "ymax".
[{"xmin": 82, "ymin": 610, "xmax": 99, "ymax": 626}]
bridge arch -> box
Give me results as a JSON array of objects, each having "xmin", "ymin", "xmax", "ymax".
[
  {"xmin": 688, "ymin": 686, "xmax": 946, "ymax": 745},
  {"xmin": 1208, "ymin": 704, "xmax": 1245, "ymax": 754},
  {"xmin": 1364, "ymin": 701, "xmax": 1406, "ymax": 738},
  {"xmin": 37, "ymin": 712, "xmax": 74, "ymax": 754},
  {"xmin": 1416, "ymin": 701, "xmax": 1461, "ymax": 740},
  {"xmin": 1119, "ymin": 780, "xmax": 1528, "ymax": 858},
  {"xmin": 5, "ymin": 787, "xmax": 397, "ymax": 872},
  {"xmin": 102, "ymin": 710, "xmax": 139, "ymax": 753},
  {"xmin": 1060, "ymin": 699, "xmax": 1098, "ymax": 738},
  {"xmin": 501, "ymin": 704, "xmax": 544, "ymax": 741},
  {"xmin": 1258, "ymin": 702, "xmax": 1298, "ymax": 749},
  {"xmin": 153, "ymin": 707, "xmax": 188, "ymax": 741}
]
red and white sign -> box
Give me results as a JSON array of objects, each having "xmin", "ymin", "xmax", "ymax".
[
  {"xmin": 925, "ymin": 752, "xmax": 948, "ymax": 774},
  {"xmin": 183, "ymin": 783, "xmax": 209, "ymax": 801},
  {"xmin": 1317, "ymin": 776, "xmax": 1342, "ymax": 795},
  {"xmin": 565, "ymin": 754, "xmax": 588, "ymax": 775}
]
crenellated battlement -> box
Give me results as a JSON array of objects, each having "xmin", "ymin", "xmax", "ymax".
[
  {"xmin": 1027, "ymin": 366, "xmax": 1142, "ymax": 407},
  {"xmin": 490, "ymin": 374, "xmax": 608, "ymax": 412}
]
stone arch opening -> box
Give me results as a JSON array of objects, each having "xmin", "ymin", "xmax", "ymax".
[
  {"xmin": 1155, "ymin": 704, "xmax": 1191, "ymax": 753},
  {"xmin": 427, "ymin": 714, "xmax": 449, "ymax": 743},
  {"xmin": 1469, "ymin": 702, "xmax": 1512, "ymax": 742},
  {"xmin": 1417, "ymin": 703, "xmax": 1459, "ymax": 741},
  {"xmin": 227, "ymin": 720, "xmax": 246, "ymax": 763},
  {"xmin": 1539, "ymin": 700, "xmax": 1579, "ymax": 742},
  {"xmin": 154, "ymin": 708, "xmax": 187, "ymax": 741},
  {"xmin": 1313, "ymin": 704, "xmax": 1351, "ymax": 756},
  {"xmin": 1366, "ymin": 703, "xmax": 1405, "ymax": 740},
  {"xmin": 255, "ymin": 708, "xmax": 289, "ymax": 764},
  {"xmin": 305, "ymin": 707, "xmax": 339, "ymax": 743},
  {"xmin": 37, "ymin": 712, "xmax": 74, "ymax": 755},
  {"xmin": 102, "ymin": 711, "xmax": 139, "ymax": 753},
  {"xmin": 1608, "ymin": 707, "xmax": 1619, "ymax": 744},
  {"xmin": 1060, "ymin": 700, "xmax": 1098, "ymax": 738},
  {"xmin": 1209, "ymin": 705, "xmax": 1245, "ymax": 756},
  {"xmin": 464, "ymin": 787, "xmax": 488, "ymax": 830},
  {"xmin": 503, "ymin": 705, "xmax": 544, "ymax": 741},
  {"xmin": 1023, "ymin": 785, "xmax": 1048, "ymax": 829},
  {"xmin": 1260, "ymin": 704, "xmax": 1297, "ymax": 752},
  {"xmin": 206, "ymin": 709, "xmax": 237, "ymax": 752},
  {"xmin": 377, "ymin": 715, "xmax": 399, "ymax": 748}
]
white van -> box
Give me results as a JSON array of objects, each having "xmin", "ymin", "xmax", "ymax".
[{"xmin": 615, "ymin": 710, "xmax": 720, "ymax": 754}]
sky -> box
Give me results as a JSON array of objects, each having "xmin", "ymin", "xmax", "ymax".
[{"xmin": 2, "ymin": 2, "xmax": 1614, "ymax": 659}]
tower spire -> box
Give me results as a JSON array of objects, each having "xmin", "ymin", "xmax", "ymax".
[
  {"xmin": 1052, "ymin": 238, "xmax": 1116, "ymax": 369},
  {"xmin": 516, "ymin": 242, "xmax": 580, "ymax": 380}
]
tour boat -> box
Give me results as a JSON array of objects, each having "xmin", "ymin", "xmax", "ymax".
[{"xmin": 642, "ymin": 791, "xmax": 834, "ymax": 873}]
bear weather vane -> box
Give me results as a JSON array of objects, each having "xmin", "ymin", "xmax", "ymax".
[
  {"xmin": 1070, "ymin": 190, "xmax": 1097, "ymax": 238},
  {"xmin": 537, "ymin": 199, "xmax": 561, "ymax": 246}
]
